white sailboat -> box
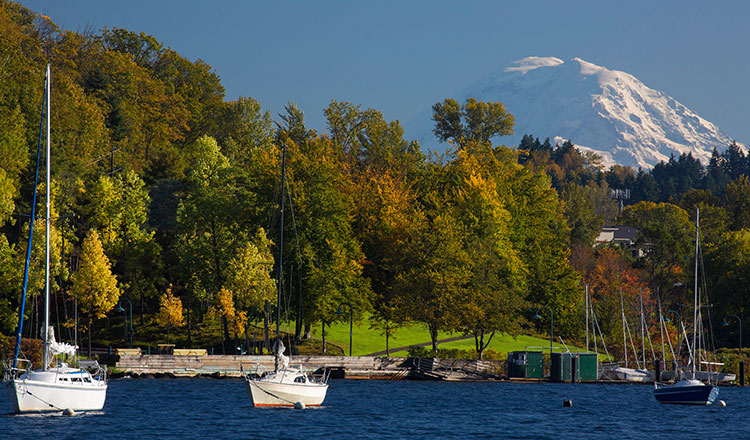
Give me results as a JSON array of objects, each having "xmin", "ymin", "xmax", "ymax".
[
  {"xmin": 241, "ymin": 143, "xmax": 328, "ymax": 408},
  {"xmin": 3, "ymin": 65, "xmax": 108, "ymax": 413},
  {"xmin": 612, "ymin": 288, "xmax": 652, "ymax": 382},
  {"xmin": 653, "ymin": 208, "xmax": 718, "ymax": 405}
]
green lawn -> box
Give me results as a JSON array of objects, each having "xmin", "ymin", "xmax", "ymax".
[{"xmin": 294, "ymin": 316, "xmax": 600, "ymax": 358}]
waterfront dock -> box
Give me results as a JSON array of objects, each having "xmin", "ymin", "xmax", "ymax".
[{"xmin": 105, "ymin": 354, "xmax": 506, "ymax": 380}]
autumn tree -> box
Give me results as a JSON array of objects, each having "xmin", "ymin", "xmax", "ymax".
[
  {"xmin": 83, "ymin": 171, "xmax": 161, "ymax": 323},
  {"xmin": 449, "ymin": 150, "xmax": 526, "ymax": 359},
  {"xmin": 585, "ymin": 248, "xmax": 650, "ymax": 359},
  {"xmin": 176, "ymin": 136, "xmax": 239, "ymax": 326},
  {"xmin": 156, "ymin": 285, "xmax": 184, "ymax": 343},
  {"xmin": 70, "ymin": 229, "xmax": 120, "ymax": 356},
  {"xmin": 225, "ymin": 228, "xmax": 276, "ymax": 319},
  {"xmin": 208, "ymin": 287, "xmax": 247, "ymax": 353},
  {"xmin": 325, "ymin": 101, "xmax": 426, "ymax": 354},
  {"xmin": 394, "ymin": 205, "xmax": 469, "ymax": 355},
  {"xmin": 282, "ymin": 135, "xmax": 371, "ymax": 339}
]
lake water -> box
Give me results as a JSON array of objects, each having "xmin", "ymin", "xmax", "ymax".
[{"xmin": 3, "ymin": 379, "xmax": 749, "ymax": 439}]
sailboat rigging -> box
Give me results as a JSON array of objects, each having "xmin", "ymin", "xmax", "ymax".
[
  {"xmin": 3, "ymin": 65, "xmax": 108, "ymax": 413},
  {"xmin": 241, "ymin": 143, "xmax": 328, "ymax": 408},
  {"xmin": 653, "ymin": 208, "xmax": 718, "ymax": 405}
]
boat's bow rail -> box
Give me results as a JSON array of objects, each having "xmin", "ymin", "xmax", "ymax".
[
  {"xmin": 2, "ymin": 358, "xmax": 32, "ymax": 382},
  {"xmin": 240, "ymin": 361, "xmax": 330, "ymax": 385},
  {"xmin": 240, "ymin": 362, "xmax": 267, "ymax": 379},
  {"xmin": 77, "ymin": 359, "xmax": 108, "ymax": 383}
]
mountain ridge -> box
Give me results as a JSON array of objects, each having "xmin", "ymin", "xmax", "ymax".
[{"xmin": 406, "ymin": 57, "xmax": 740, "ymax": 169}]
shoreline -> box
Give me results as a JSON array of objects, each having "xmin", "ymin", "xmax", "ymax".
[{"xmin": 103, "ymin": 354, "xmax": 741, "ymax": 385}]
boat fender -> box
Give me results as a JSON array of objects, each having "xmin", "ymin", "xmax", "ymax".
[
  {"xmin": 294, "ymin": 401, "xmax": 306, "ymax": 410},
  {"xmin": 717, "ymin": 400, "xmax": 726, "ymax": 407},
  {"xmin": 563, "ymin": 399, "xmax": 572, "ymax": 407},
  {"xmin": 63, "ymin": 408, "xmax": 76, "ymax": 416}
]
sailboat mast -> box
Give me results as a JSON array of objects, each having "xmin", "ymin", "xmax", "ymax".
[
  {"xmin": 42, "ymin": 63, "xmax": 51, "ymax": 371},
  {"xmin": 692, "ymin": 208, "xmax": 699, "ymax": 377},
  {"xmin": 639, "ymin": 289, "xmax": 645, "ymax": 367},
  {"xmin": 585, "ymin": 284, "xmax": 589, "ymax": 352},
  {"xmin": 275, "ymin": 144, "xmax": 286, "ymax": 373},
  {"xmin": 620, "ymin": 288, "xmax": 627, "ymax": 368}
]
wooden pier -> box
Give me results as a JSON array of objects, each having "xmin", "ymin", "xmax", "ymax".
[{"xmin": 105, "ymin": 354, "xmax": 505, "ymax": 381}]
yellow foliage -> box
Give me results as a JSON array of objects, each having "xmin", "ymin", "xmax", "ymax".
[
  {"xmin": 156, "ymin": 285, "xmax": 184, "ymax": 329},
  {"xmin": 210, "ymin": 287, "xmax": 246, "ymax": 335},
  {"xmin": 70, "ymin": 229, "xmax": 120, "ymax": 321}
]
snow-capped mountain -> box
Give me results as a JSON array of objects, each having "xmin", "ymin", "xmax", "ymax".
[{"xmin": 406, "ymin": 57, "xmax": 738, "ymax": 169}]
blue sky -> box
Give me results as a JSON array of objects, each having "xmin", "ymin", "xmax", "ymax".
[{"xmin": 18, "ymin": 0, "xmax": 750, "ymax": 145}]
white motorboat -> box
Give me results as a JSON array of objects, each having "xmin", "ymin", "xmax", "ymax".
[{"xmin": 3, "ymin": 64, "xmax": 108, "ymax": 413}]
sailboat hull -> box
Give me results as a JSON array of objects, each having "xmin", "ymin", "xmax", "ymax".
[
  {"xmin": 653, "ymin": 381, "xmax": 718, "ymax": 405},
  {"xmin": 6, "ymin": 372, "xmax": 107, "ymax": 413},
  {"xmin": 245, "ymin": 371, "xmax": 328, "ymax": 407},
  {"xmin": 613, "ymin": 367, "xmax": 652, "ymax": 382}
]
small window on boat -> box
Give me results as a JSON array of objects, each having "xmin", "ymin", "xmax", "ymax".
[
  {"xmin": 59, "ymin": 378, "xmax": 68, "ymax": 381},
  {"xmin": 84, "ymin": 378, "xmax": 91, "ymax": 383},
  {"xmin": 72, "ymin": 377, "xmax": 81, "ymax": 382},
  {"xmin": 294, "ymin": 376, "xmax": 307, "ymax": 383}
]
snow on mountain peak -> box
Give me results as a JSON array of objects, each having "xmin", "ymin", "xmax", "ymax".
[
  {"xmin": 407, "ymin": 57, "xmax": 739, "ymax": 169},
  {"xmin": 504, "ymin": 56, "xmax": 564, "ymax": 74}
]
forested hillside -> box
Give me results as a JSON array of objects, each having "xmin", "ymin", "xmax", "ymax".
[{"xmin": 1, "ymin": 2, "xmax": 748, "ymax": 358}]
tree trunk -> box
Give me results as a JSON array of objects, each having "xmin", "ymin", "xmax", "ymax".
[
  {"xmin": 295, "ymin": 317, "xmax": 302, "ymax": 343},
  {"xmin": 263, "ymin": 301, "xmax": 270, "ymax": 353},
  {"xmin": 222, "ymin": 315, "xmax": 230, "ymax": 344},
  {"xmin": 429, "ymin": 323, "xmax": 438, "ymax": 355},
  {"xmin": 244, "ymin": 325, "xmax": 250, "ymax": 355},
  {"xmin": 477, "ymin": 331, "xmax": 485, "ymax": 360},
  {"xmin": 187, "ymin": 306, "xmax": 192, "ymax": 347},
  {"xmin": 304, "ymin": 323, "xmax": 311, "ymax": 339},
  {"xmin": 88, "ymin": 317, "xmax": 93, "ymax": 358},
  {"xmin": 322, "ymin": 321, "xmax": 326, "ymax": 354},
  {"xmin": 221, "ymin": 317, "xmax": 227, "ymax": 354},
  {"xmin": 385, "ymin": 327, "xmax": 390, "ymax": 357}
]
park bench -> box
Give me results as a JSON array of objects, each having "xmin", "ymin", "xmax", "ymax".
[
  {"xmin": 173, "ymin": 348, "xmax": 208, "ymax": 356},
  {"xmin": 115, "ymin": 348, "xmax": 142, "ymax": 356}
]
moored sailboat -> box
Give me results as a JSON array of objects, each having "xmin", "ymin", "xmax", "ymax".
[
  {"xmin": 3, "ymin": 65, "xmax": 107, "ymax": 413},
  {"xmin": 241, "ymin": 143, "xmax": 328, "ymax": 408},
  {"xmin": 653, "ymin": 208, "xmax": 718, "ymax": 405}
]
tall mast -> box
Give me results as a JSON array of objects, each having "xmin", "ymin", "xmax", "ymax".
[
  {"xmin": 692, "ymin": 207, "xmax": 699, "ymax": 377},
  {"xmin": 620, "ymin": 288, "xmax": 627, "ymax": 368},
  {"xmin": 275, "ymin": 143, "xmax": 286, "ymax": 373},
  {"xmin": 585, "ymin": 284, "xmax": 589, "ymax": 352},
  {"xmin": 42, "ymin": 63, "xmax": 50, "ymax": 371}
]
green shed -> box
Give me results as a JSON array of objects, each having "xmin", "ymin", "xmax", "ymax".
[
  {"xmin": 551, "ymin": 352, "xmax": 599, "ymax": 381},
  {"xmin": 507, "ymin": 351, "xmax": 544, "ymax": 378},
  {"xmin": 577, "ymin": 353, "xmax": 598, "ymax": 381},
  {"xmin": 551, "ymin": 352, "xmax": 571, "ymax": 381}
]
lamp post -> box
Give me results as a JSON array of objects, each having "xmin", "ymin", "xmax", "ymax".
[
  {"xmin": 533, "ymin": 306, "xmax": 554, "ymax": 356},
  {"xmin": 336, "ymin": 302, "xmax": 353, "ymax": 356},
  {"xmin": 722, "ymin": 314, "xmax": 743, "ymax": 386},
  {"xmin": 114, "ymin": 298, "xmax": 133, "ymax": 348}
]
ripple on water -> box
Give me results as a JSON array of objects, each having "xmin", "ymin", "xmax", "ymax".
[{"xmin": 3, "ymin": 379, "xmax": 749, "ymax": 439}]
